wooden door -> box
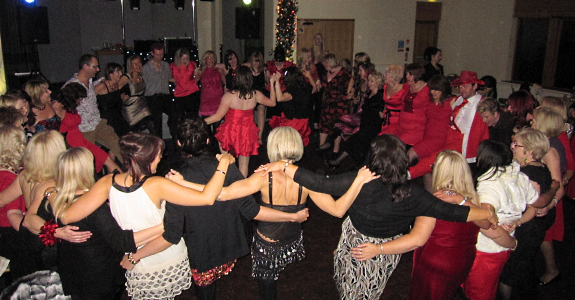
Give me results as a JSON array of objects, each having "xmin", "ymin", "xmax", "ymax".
[
  {"xmin": 413, "ymin": 21, "xmax": 439, "ymax": 65},
  {"xmin": 296, "ymin": 19, "xmax": 354, "ymax": 64}
]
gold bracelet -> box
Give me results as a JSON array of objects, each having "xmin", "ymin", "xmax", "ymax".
[
  {"xmin": 216, "ymin": 169, "xmax": 226, "ymax": 175},
  {"xmin": 380, "ymin": 244, "xmax": 384, "ymax": 255},
  {"xmin": 128, "ymin": 252, "xmax": 140, "ymax": 265}
]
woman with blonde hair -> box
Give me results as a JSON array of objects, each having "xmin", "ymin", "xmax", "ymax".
[
  {"xmin": 0, "ymin": 126, "xmax": 28, "ymax": 279},
  {"xmin": 24, "ymin": 80, "xmax": 61, "ymax": 134},
  {"xmin": 21, "ymin": 147, "xmax": 162, "ymax": 299},
  {"xmin": 198, "ymin": 50, "xmax": 225, "ymax": 127},
  {"xmin": 409, "ymin": 150, "xmax": 517, "ymax": 300},
  {"xmin": 531, "ymin": 107, "xmax": 568, "ymax": 286},
  {"xmin": 165, "ymin": 126, "xmax": 377, "ymax": 300},
  {"xmin": 0, "ymin": 130, "xmax": 90, "ymax": 276},
  {"xmin": 380, "ymin": 64, "xmax": 407, "ymax": 133},
  {"xmin": 0, "ymin": 91, "xmax": 30, "ymax": 117},
  {"xmin": 172, "ymin": 47, "xmax": 201, "ymax": 120}
]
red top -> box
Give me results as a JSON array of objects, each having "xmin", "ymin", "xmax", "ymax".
[
  {"xmin": 0, "ymin": 171, "xmax": 26, "ymax": 228},
  {"xmin": 266, "ymin": 60, "xmax": 294, "ymax": 92},
  {"xmin": 558, "ymin": 132, "xmax": 575, "ymax": 172},
  {"xmin": 60, "ymin": 112, "xmax": 109, "ymax": 173},
  {"xmin": 395, "ymin": 85, "xmax": 431, "ymax": 145},
  {"xmin": 171, "ymin": 62, "xmax": 200, "ymax": 97},
  {"xmin": 412, "ymin": 98, "xmax": 454, "ymax": 159}
]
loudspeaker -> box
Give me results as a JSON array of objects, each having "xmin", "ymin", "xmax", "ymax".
[
  {"xmin": 18, "ymin": 6, "xmax": 50, "ymax": 45},
  {"xmin": 174, "ymin": 0, "xmax": 184, "ymax": 10},
  {"xmin": 130, "ymin": 0, "xmax": 140, "ymax": 10},
  {"xmin": 235, "ymin": 8, "xmax": 260, "ymax": 39}
]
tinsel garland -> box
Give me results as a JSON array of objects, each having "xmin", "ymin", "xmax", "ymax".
[{"xmin": 275, "ymin": 0, "xmax": 298, "ymax": 59}]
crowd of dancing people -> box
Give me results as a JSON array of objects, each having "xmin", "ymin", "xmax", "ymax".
[{"xmin": 0, "ymin": 38, "xmax": 572, "ymax": 300}]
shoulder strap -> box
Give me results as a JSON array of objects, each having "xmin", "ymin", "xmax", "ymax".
[{"xmin": 268, "ymin": 172, "xmax": 273, "ymax": 208}]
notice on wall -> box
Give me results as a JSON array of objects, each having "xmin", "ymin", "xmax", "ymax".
[{"xmin": 397, "ymin": 40, "xmax": 405, "ymax": 52}]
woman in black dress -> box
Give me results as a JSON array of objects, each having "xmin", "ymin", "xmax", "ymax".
[{"xmin": 94, "ymin": 63, "xmax": 130, "ymax": 137}]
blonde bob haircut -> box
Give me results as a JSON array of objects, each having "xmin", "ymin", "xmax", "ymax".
[
  {"xmin": 267, "ymin": 127, "xmax": 304, "ymax": 163},
  {"xmin": 533, "ymin": 107, "xmax": 566, "ymax": 138},
  {"xmin": 0, "ymin": 126, "xmax": 26, "ymax": 173},
  {"xmin": 23, "ymin": 130, "xmax": 67, "ymax": 183},
  {"xmin": 51, "ymin": 147, "xmax": 95, "ymax": 221},
  {"xmin": 514, "ymin": 128, "xmax": 550, "ymax": 161},
  {"xmin": 385, "ymin": 65, "xmax": 404, "ymax": 83},
  {"xmin": 323, "ymin": 53, "xmax": 339, "ymax": 69},
  {"xmin": 431, "ymin": 150, "xmax": 479, "ymax": 206},
  {"xmin": 200, "ymin": 50, "xmax": 217, "ymax": 71},
  {"xmin": 368, "ymin": 72, "xmax": 384, "ymax": 89},
  {"xmin": 540, "ymin": 96, "xmax": 567, "ymax": 121},
  {"xmin": 23, "ymin": 80, "xmax": 49, "ymax": 109}
]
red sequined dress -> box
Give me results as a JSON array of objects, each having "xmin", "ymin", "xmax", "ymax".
[{"xmin": 215, "ymin": 108, "xmax": 259, "ymax": 157}]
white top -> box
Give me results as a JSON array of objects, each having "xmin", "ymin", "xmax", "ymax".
[
  {"xmin": 453, "ymin": 93, "xmax": 482, "ymax": 161},
  {"xmin": 476, "ymin": 161, "xmax": 539, "ymax": 253}
]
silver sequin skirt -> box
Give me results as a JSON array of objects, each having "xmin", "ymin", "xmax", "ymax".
[{"xmin": 251, "ymin": 231, "xmax": 305, "ymax": 280}]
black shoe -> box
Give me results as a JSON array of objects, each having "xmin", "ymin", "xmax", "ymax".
[
  {"xmin": 539, "ymin": 273, "xmax": 561, "ymax": 286},
  {"xmin": 315, "ymin": 142, "xmax": 331, "ymax": 152},
  {"xmin": 324, "ymin": 158, "xmax": 340, "ymax": 171}
]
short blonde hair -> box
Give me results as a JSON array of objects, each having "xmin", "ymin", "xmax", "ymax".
[
  {"xmin": 52, "ymin": 147, "xmax": 95, "ymax": 221},
  {"xmin": 23, "ymin": 130, "xmax": 67, "ymax": 183},
  {"xmin": 323, "ymin": 53, "xmax": 339, "ymax": 69},
  {"xmin": 0, "ymin": 94, "xmax": 20, "ymax": 108},
  {"xmin": 297, "ymin": 48, "xmax": 311, "ymax": 71},
  {"xmin": 200, "ymin": 50, "xmax": 216, "ymax": 71},
  {"xmin": 514, "ymin": 128, "xmax": 550, "ymax": 160},
  {"xmin": 23, "ymin": 80, "xmax": 49, "ymax": 109},
  {"xmin": 368, "ymin": 72, "xmax": 384, "ymax": 89},
  {"xmin": 432, "ymin": 150, "xmax": 479, "ymax": 206},
  {"xmin": 533, "ymin": 107, "xmax": 565, "ymax": 138},
  {"xmin": 0, "ymin": 126, "xmax": 26, "ymax": 173},
  {"xmin": 267, "ymin": 127, "xmax": 304, "ymax": 163},
  {"xmin": 385, "ymin": 65, "xmax": 404, "ymax": 83},
  {"xmin": 541, "ymin": 96, "xmax": 567, "ymax": 121}
]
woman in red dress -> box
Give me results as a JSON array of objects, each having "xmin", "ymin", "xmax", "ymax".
[
  {"xmin": 55, "ymin": 83, "xmax": 120, "ymax": 173},
  {"xmin": 205, "ymin": 66, "xmax": 278, "ymax": 178},
  {"xmin": 380, "ymin": 64, "xmax": 407, "ymax": 134}
]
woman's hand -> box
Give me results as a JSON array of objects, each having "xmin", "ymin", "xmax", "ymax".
[
  {"xmin": 254, "ymin": 161, "xmax": 286, "ymax": 176},
  {"xmin": 481, "ymin": 204, "xmax": 499, "ymax": 229},
  {"xmin": 120, "ymin": 254, "xmax": 135, "ymax": 271},
  {"xmin": 351, "ymin": 242, "xmax": 380, "ymax": 261},
  {"xmin": 216, "ymin": 153, "xmax": 235, "ymax": 165},
  {"xmin": 433, "ymin": 190, "xmax": 464, "ymax": 204},
  {"xmin": 55, "ymin": 225, "xmax": 92, "ymax": 243},
  {"xmin": 355, "ymin": 167, "xmax": 380, "ymax": 185},
  {"xmin": 165, "ymin": 169, "xmax": 184, "ymax": 184},
  {"xmin": 501, "ymin": 219, "xmax": 522, "ymax": 233},
  {"xmin": 536, "ymin": 205, "xmax": 552, "ymax": 217},
  {"xmin": 295, "ymin": 208, "xmax": 309, "ymax": 223},
  {"xmin": 120, "ymin": 93, "xmax": 129, "ymax": 102}
]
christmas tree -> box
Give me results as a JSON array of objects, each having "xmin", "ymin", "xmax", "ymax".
[{"xmin": 275, "ymin": 0, "xmax": 298, "ymax": 59}]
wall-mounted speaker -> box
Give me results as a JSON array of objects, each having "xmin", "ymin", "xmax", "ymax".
[
  {"xmin": 130, "ymin": 0, "xmax": 140, "ymax": 10},
  {"xmin": 174, "ymin": 0, "xmax": 184, "ymax": 10},
  {"xmin": 18, "ymin": 6, "xmax": 50, "ymax": 45}
]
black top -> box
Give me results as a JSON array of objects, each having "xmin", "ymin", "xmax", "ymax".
[
  {"xmin": 422, "ymin": 63, "xmax": 444, "ymax": 82},
  {"xmin": 489, "ymin": 111, "xmax": 515, "ymax": 147},
  {"xmin": 162, "ymin": 155, "xmax": 260, "ymax": 272},
  {"xmin": 521, "ymin": 164, "xmax": 552, "ymax": 194},
  {"xmin": 252, "ymin": 72, "xmax": 267, "ymax": 94},
  {"xmin": 282, "ymin": 84, "xmax": 312, "ymax": 119},
  {"xmin": 359, "ymin": 89, "xmax": 385, "ymax": 130},
  {"xmin": 293, "ymin": 168, "xmax": 470, "ymax": 238},
  {"xmin": 37, "ymin": 195, "xmax": 136, "ymax": 296},
  {"xmin": 225, "ymin": 67, "xmax": 237, "ymax": 90}
]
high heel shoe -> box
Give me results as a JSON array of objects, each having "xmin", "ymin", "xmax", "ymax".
[
  {"xmin": 315, "ymin": 142, "xmax": 331, "ymax": 152},
  {"xmin": 539, "ymin": 273, "xmax": 561, "ymax": 286},
  {"xmin": 323, "ymin": 158, "xmax": 340, "ymax": 171}
]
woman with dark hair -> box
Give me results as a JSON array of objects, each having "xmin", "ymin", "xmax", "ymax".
[
  {"xmin": 479, "ymin": 75, "xmax": 498, "ymax": 99},
  {"xmin": 258, "ymin": 134, "xmax": 498, "ymax": 299},
  {"xmin": 94, "ymin": 63, "xmax": 130, "ymax": 137},
  {"xmin": 22, "ymin": 147, "xmax": 162, "ymax": 299},
  {"xmin": 269, "ymin": 66, "xmax": 312, "ymax": 145},
  {"xmin": 118, "ymin": 55, "xmax": 157, "ymax": 135},
  {"xmin": 123, "ymin": 121, "xmax": 309, "ymax": 300},
  {"xmin": 266, "ymin": 47, "xmax": 295, "ymax": 96},
  {"xmin": 463, "ymin": 140, "xmax": 541, "ymax": 300},
  {"xmin": 171, "ymin": 47, "xmax": 201, "ymax": 119},
  {"xmin": 507, "ymin": 89, "xmax": 537, "ymax": 130},
  {"xmin": 317, "ymin": 53, "xmax": 351, "ymax": 155},
  {"xmin": 55, "ymin": 82, "xmax": 120, "ymax": 173},
  {"xmin": 205, "ymin": 66, "xmax": 278, "ymax": 178},
  {"xmin": 246, "ymin": 51, "xmax": 268, "ymax": 144},
  {"xmin": 60, "ymin": 132, "xmax": 237, "ymax": 300},
  {"xmin": 422, "ymin": 47, "xmax": 444, "ymax": 82},
  {"xmin": 24, "ymin": 79, "xmax": 61, "ymax": 134},
  {"xmin": 327, "ymin": 71, "xmax": 384, "ymax": 168},
  {"xmin": 215, "ymin": 49, "xmax": 239, "ymax": 91}
]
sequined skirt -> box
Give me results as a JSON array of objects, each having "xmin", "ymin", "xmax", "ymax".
[{"xmin": 251, "ymin": 231, "xmax": 305, "ymax": 280}]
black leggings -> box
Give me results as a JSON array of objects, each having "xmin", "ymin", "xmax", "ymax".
[
  {"xmin": 194, "ymin": 282, "xmax": 216, "ymax": 300},
  {"xmin": 257, "ymin": 278, "xmax": 277, "ymax": 300}
]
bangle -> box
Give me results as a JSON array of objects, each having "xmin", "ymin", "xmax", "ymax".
[
  {"xmin": 283, "ymin": 161, "xmax": 290, "ymax": 173},
  {"xmin": 553, "ymin": 198, "xmax": 558, "ymax": 206},
  {"xmin": 216, "ymin": 169, "xmax": 226, "ymax": 175},
  {"xmin": 510, "ymin": 239, "xmax": 518, "ymax": 251},
  {"xmin": 517, "ymin": 220, "xmax": 522, "ymax": 227},
  {"xmin": 380, "ymin": 244, "xmax": 384, "ymax": 255},
  {"xmin": 128, "ymin": 252, "xmax": 140, "ymax": 265},
  {"xmin": 459, "ymin": 196, "xmax": 467, "ymax": 205}
]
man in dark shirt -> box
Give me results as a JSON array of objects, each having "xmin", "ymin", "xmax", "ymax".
[
  {"xmin": 478, "ymin": 97, "xmax": 515, "ymax": 147},
  {"xmin": 123, "ymin": 117, "xmax": 307, "ymax": 300}
]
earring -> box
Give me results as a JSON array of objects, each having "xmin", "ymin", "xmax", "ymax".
[{"xmin": 524, "ymin": 157, "xmax": 529, "ymax": 165}]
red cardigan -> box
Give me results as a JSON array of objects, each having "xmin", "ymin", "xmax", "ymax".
[
  {"xmin": 395, "ymin": 85, "xmax": 430, "ymax": 146},
  {"xmin": 412, "ymin": 98, "xmax": 454, "ymax": 159}
]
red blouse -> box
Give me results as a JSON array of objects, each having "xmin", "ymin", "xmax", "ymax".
[{"xmin": 171, "ymin": 62, "xmax": 200, "ymax": 97}]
